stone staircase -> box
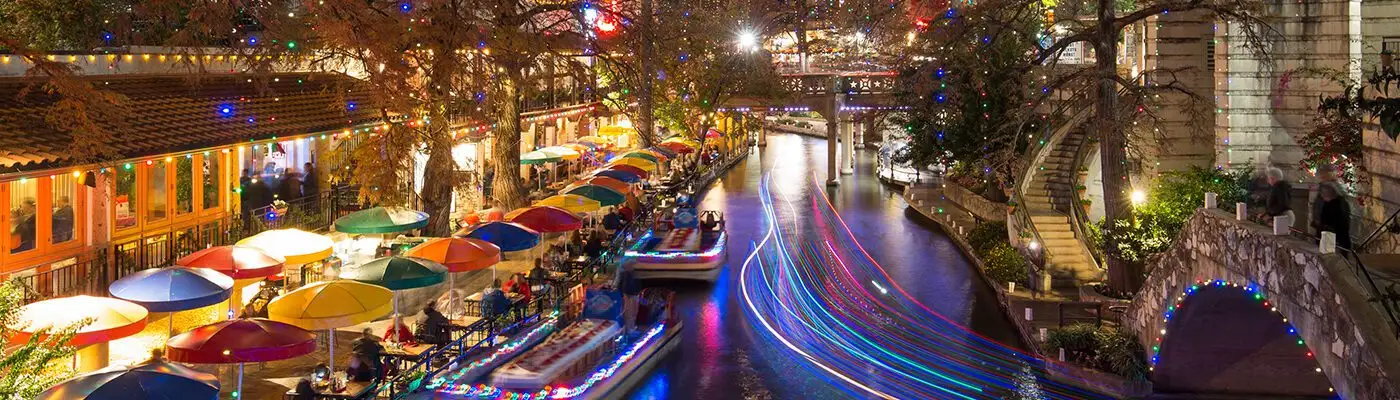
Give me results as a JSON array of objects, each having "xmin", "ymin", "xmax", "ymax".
[{"xmin": 1025, "ymin": 126, "xmax": 1101, "ymax": 285}]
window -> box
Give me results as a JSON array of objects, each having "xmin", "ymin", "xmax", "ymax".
[
  {"xmin": 51, "ymin": 174, "xmax": 76, "ymax": 245},
  {"xmin": 175, "ymin": 156, "xmax": 194, "ymax": 215},
  {"xmin": 115, "ymin": 165, "xmax": 137, "ymax": 229},
  {"xmin": 203, "ymin": 153, "xmax": 221, "ymax": 210},
  {"xmin": 148, "ymin": 160, "xmax": 167, "ymax": 221},
  {"xmin": 1385, "ymin": 37, "xmax": 1400, "ymax": 54},
  {"xmin": 9, "ymin": 179, "xmax": 37, "ymax": 254}
]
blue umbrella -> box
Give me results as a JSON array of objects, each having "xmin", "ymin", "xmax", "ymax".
[
  {"xmin": 37, "ymin": 358, "xmax": 220, "ymax": 400},
  {"xmin": 109, "ymin": 267, "xmax": 233, "ymax": 313},
  {"xmin": 594, "ymin": 169, "xmax": 643, "ymax": 183},
  {"xmin": 463, "ymin": 221, "xmax": 541, "ymax": 252}
]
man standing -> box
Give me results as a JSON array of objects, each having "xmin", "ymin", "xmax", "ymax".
[
  {"xmin": 302, "ymin": 162, "xmax": 320, "ymax": 195},
  {"xmin": 1309, "ymin": 164, "xmax": 1341, "ymax": 236},
  {"xmin": 52, "ymin": 195, "xmax": 74, "ymax": 242}
]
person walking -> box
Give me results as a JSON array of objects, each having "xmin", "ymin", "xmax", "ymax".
[
  {"xmin": 349, "ymin": 328, "xmax": 384, "ymax": 380},
  {"xmin": 1263, "ymin": 167, "xmax": 1294, "ymax": 228},
  {"xmin": 1318, "ymin": 182, "xmax": 1353, "ymax": 250},
  {"xmin": 302, "ymin": 162, "xmax": 320, "ymax": 195},
  {"xmin": 1309, "ymin": 164, "xmax": 1341, "ymax": 236}
]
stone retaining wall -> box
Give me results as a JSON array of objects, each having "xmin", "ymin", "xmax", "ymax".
[{"xmin": 942, "ymin": 182, "xmax": 1007, "ymax": 222}]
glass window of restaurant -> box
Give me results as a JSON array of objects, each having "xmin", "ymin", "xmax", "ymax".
[
  {"xmin": 147, "ymin": 160, "xmax": 167, "ymax": 222},
  {"xmin": 115, "ymin": 165, "xmax": 138, "ymax": 230},
  {"xmin": 203, "ymin": 153, "xmax": 221, "ymax": 211},
  {"xmin": 175, "ymin": 155, "xmax": 194, "ymax": 216},
  {"xmin": 51, "ymin": 174, "xmax": 77, "ymax": 245},
  {"xmin": 8, "ymin": 179, "xmax": 38, "ymax": 255}
]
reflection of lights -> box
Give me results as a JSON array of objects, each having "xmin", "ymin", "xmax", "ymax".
[
  {"xmin": 429, "ymin": 314, "xmax": 559, "ymax": 392},
  {"xmin": 624, "ymin": 232, "xmax": 726, "ymax": 260}
]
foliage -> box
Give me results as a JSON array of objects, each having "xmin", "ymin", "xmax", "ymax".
[
  {"xmin": 1137, "ymin": 166, "xmax": 1251, "ymax": 234},
  {"xmin": 1095, "ymin": 212, "xmax": 1172, "ymax": 264},
  {"xmin": 0, "ymin": 280, "xmax": 84, "ymax": 399},
  {"xmin": 1045, "ymin": 323, "xmax": 1149, "ymax": 381},
  {"xmin": 1296, "ymin": 68, "xmax": 1400, "ymax": 186},
  {"xmin": 982, "ymin": 243, "xmax": 1030, "ymax": 285},
  {"xmin": 966, "ymin": 221, "xmax": 1010, "ymax": 256}
]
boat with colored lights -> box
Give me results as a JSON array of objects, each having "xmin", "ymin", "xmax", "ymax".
[
  {"xmin": 424, "ymin": 288, "xmax": 681, "ymax": 399},
  {"xmin": 623, "ymin": 209, "xmax": 727, "ymax": 282}
]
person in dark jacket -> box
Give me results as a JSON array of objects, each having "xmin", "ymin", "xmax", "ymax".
[
  {"xmin": 480, "ymin": 279, "xmax": 510, "ymax": 320},
  {"xmin": 302, "ymin": 162, "xmax": 320, "ymax": 195},
  {"xmin": 602, "ymin": 208, "xmax": 623, "ymax": 232},
  {"xmin": 617, "ymin": 263, "xmax": 644, "ymax": 332},
  {"xmin": 1318, "ymin": 182, "xmax": 1352, "ymax": 250},
  {"xmin": 415, "ymin": 303, "xmax": 450, "ymax": 345},
  {"xmin": 280, "ymin": 169, "xmax": 303, "ymax": 200},
  {"xmin": 349, "ymin": 328, "xmax": 384, "ymax": 380},
  {"xmin": 1263, "ymin": 167, "xmax": 1294, "ymax": 226},
  {"xmin": 583, "ymin": 232, "xmax": 605, "ymax": 259}
]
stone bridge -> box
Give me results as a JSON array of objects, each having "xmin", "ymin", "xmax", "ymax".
[
  {"xmin": 1123, "ymin": 208, "xmax": 1400, "ymax": 399},
  {"xmin": 726, "ymin": 72, "xmax": 899, "ymax": 185}
]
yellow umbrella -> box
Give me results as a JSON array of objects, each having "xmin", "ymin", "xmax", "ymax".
[
  {"xmin": 268, "ymin": 280, "xmax": 393, "ymax": 367},
  {"xmin": 609, "ymin": 157, "xmax": 659, "ymax": 172},
  {"xmin": 236, "ymin": 229, "xmax": 333, "ymax": 265},
  {"xmin": 538, "ymin": 146, "xmax": 581, "ymax": 161},
  {"xmin": 535, "ymin": 194, "xmax": 603, "ymax": 213},
  {"xmin": 662, "ymin": 136, "xmax": 700, "ymax": 147}
]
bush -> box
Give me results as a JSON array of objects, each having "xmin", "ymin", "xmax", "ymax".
[
  {"xmin": 1046, "ymin": 324, "xmax": 1149, "ymax": 381},
  {"xmin": 982, "ymin": 243, "xmax": 1029, "ymax": 285},
  {"xmin": 1087, "ymin": 166, "xmax": 1249, "ymax": 263},
  {"xmin": 966, "ymin": 221, "xmax": 1009, "ymax": 256}
]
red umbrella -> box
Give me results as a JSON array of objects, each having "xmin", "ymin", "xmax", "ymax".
[
  {"xmin": 167, "ymin": 318, "xmax": 316, "ymax": 396},
  {"xmin": 176, "ymin": 246, "xmax": 284, "ymax": 280},
  {"xmin": 506, "ymin": 206, "xmax": 584, "ymax": 233},
  {"xmin": 567, "ymin": 176, "xmax": 630, "ymax": 194},
  {"xmin": 602, "ymin": 164, "xmax": 650, "ymax": 179},
  {"xmin": 659, "ymin": 141, "xmax": 695, "ymax": 154}
]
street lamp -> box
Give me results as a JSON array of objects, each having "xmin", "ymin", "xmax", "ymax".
[{"xmin": 737, "ymin": 30, "xmax": 759, "ymax": 52}]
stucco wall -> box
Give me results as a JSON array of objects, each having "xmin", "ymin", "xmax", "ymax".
[{"xmin": 1124, "ymin": 208, "xmax": 1400, "ymax": 399}]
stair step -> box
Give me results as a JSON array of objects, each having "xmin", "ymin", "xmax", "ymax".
[
  {"xmin": 1030, "ymin": 214, "xmax": 1070, "ymax": 224},
  {"xmin": 1038, "ymin": 230, "xmax": 1076, "ymax": 239}
]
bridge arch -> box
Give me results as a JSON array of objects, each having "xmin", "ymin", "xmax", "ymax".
[
  {"xmin": 1123, "ymin": 208, "xmax": 1400, "ymax": 400},
  {"xmin": 1149, "ymin": 279, "xmax": 1331, "ymax": 396}
]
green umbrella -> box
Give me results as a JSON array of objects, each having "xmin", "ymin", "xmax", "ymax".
[
  {"xmin": 334, "ymin": 206, "xmax": 429, "ymax": 234},
  {"xmin": 564, "ymin": 184, "xmax": 626, "ymax": 206},
  {"xmin": 340, "ymin": 256, "xmax": 448, "ymax": 291},
  {"xmin": 521, "ymin": 150, "xmax": 563, "ymax": 165},
  {"xmin": 621, "ymin": 152, "xmax": 660, "ymax": 163}
]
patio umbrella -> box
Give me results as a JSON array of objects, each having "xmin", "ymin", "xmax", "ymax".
[
  {"xmin": 109, "ymin": 267, "xmax": 233, "ymax": 313},
  {"xmin": 647, "ymin": 146, "xmax": 678, "ymax": 158},
  {"xmin": 8, "ymin": 296, "xmax": 148, "ymax": 372},
  {"xmin": 37, "ymin": 358, "xmax": 220, "ymax": 400},
  {"xmin": 593, "ymin": 169, "xmax": 643, "ymax": 183},
  {"xmin": 567, "ymin": 176, "xmax": 631, "ymax": 194},
  {"xmin": 405, "ymin": 237, "xmax": 501, "ymax": 288},
  {"xmin": 521, "ymin": 150, "xmax": 563, "ymax": 165},
  {"xmin": 536, "ymin": 194, "xmax": 603, "ymax": 213},
  {"xmin": 334, "ymin": 206, "xmax": 429, "ymax": 234},
  {"xmin": 609, "ymin": 157, "xmax": 659, "ymax": 172},
  {"xmin": 166, "ymin": 318, "xmax": 316, "ymax": 398},
  {"xmin": 568, "ymin": 141, "xmax": 598, "ymax": 150},
  {"xmin": 565, "ymin": 184, "xmax": 626, "ymax": 207},
  {"xmin": 268, "ymin": 280, "xmax": 392, "ymax": 369},
  {"xmin": 602, "ymin": 164, "xmax": 651, "ymax": 179},
  {"xmin": 659, "ymin": 141, "xmax": 695, "ymax": 154},
  {"xmin": 340, "ymin": 256, "xmax": 448, "ymax": 291},
  {"xmin": 663, "ymin": 136, "xmax": 700, "ymax": 147},
  {"xmin": 577, "ymin": 136, "xmax": 609, "ymax": 145},
  {"xmin": 236, "ymin": 229, "xmax": 334, "ymax": 265},
  {"xmin": 706, "ymin": 128, "xmax": 724, "ymax": 138},
  {"xmin": 621, "ymin": 151, "xmax": 660, "ymax": 163},
  {"xmin": 176, "ymin": 245, "xmax": 284, "ymax": 318},
  {"xmin": 538, "ymin": 146, "xmax": 581, "ymax": 161},
  {"xmin": 506, "ymin": 206, "xmax": 583, "ymax": 233},
  {"xmin": 463, "ymin": 221, "xmax": 541, "ymax": 252}
]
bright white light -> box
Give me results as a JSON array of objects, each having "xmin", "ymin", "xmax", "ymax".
[
  {"xmin": 583, "ymin": 8, "xmax": 597, "ymax": 22},
  {"xmin": 1029, "ymin": 241, "xmax": 1039, "ymax": 250},
  {"xmin": 1130, "ymin": 189, "xmax": 1147, "ymax": 205},
  {"xmin": 853, "ymin": 31, "xmax": 866, "ymax": 42},
  {"xmin": 737, "ymin": 30, "xmax": 758, "ymax": 52}
]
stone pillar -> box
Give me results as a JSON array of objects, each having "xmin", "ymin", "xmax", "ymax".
[
  {"xmin": 841, "ymin": 118, "xmax": 855, "ymax": 175},
  {"xmin": 757, "ymin": 112, "xmax": 767, "ymax": 147},
  {"xmin": 827, "ymin": 114, "xmax": 840, "ymax": 186},
  {"xmin": 854, "ymin": 117, "xmax": 864, "ymax": 146},
  {"xmin": 545, "ymin": 125, "xmax": 558, "ymax": 148}
]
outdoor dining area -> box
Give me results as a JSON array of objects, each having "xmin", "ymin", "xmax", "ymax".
[{"xmin": 8, "ymin": 136, "xmax": 712, "ymax": 400}]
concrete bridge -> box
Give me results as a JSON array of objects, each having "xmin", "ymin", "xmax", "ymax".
[
  {"xmin": 726, "ymin": 72, "xmax": 898, "ymax": 185},
  {"xmin": 1124, "ymin": 208, "xmax": 1400, "ymax": 399}
]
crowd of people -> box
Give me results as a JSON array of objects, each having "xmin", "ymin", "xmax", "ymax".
[
  {"xmin": 238, "ymin": 161, "xmax": 321, "ymax": 220},
  {"xmin": 1251, "ymin": 164, "xmax": 1353, "ymax": 250}
]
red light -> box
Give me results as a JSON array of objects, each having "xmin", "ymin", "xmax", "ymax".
[
  {"xmin": 597, "ymin": 17, "xmax": 618, "ymax": 33},
  {"xmin": 914, "ymin": 18, "xmax": 930, "ymax": 31}
]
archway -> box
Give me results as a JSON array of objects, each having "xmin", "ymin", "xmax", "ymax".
[{"xmin": 1151, "ymin": 280, "xmax": 1333, "ymax": 397}]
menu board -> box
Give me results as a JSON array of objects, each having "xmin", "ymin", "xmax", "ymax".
[{"xmin": 490, "ymin": 319, "xmax": 621, "ymax": 388}]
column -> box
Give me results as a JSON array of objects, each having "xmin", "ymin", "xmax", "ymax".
[
  {"xmin": 545, "ymin": 125, "xmax": 558, "ymax": 148},
  {"xmin": 757, "ymin": 112, "xmax": 767, "ymax": 147},
  {"xmin": 826, "ymin": 114, "xmax": 840, "ymax": 185},
  {"xmin": 841, "ymin": 118, "xmax": 855, "ymax": 175}
]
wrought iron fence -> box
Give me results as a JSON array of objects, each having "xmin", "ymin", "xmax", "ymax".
[{"xmin": 10, "ymin": 248, "xmax": 109, "ymax": 304}]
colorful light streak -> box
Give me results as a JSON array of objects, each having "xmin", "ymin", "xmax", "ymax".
[
  {"xmin": 623, "ymin": 231, "xmax": 727, "ymax": 260},
  {"xmin": 734, "ymin": 171, "xmax": 1115, "ymax": 399},
  {"xmin": 433, "ymin": 323, "xmax": 668, "ymax": 399},
  {"xmin": 428, "ymin": 313, "xmax": 560, "ymax": 391}
]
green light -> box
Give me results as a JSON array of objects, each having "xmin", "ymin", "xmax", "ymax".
[
  {"xmin": 287, "ymin": 41, "xmax": 297, "ymax": 49},
  {"xmin": 1297, "ymin": 340, "xmax": 1305, "ymax": 345},
  {"xmin": 124, "ymin": 163, "xmax": 133, "ymax": 170}
]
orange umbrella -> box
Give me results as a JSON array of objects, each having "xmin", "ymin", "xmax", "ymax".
[
  {"xmin": 405, "ymin": 237, "xmax": 502, "ymax": 272},
  {"xmin": 7, "ymin": 296, "xmax": 149, "ymax": 372},
  {"xmin": 566, "ymin": 176, "xmax": 630, "ymax": 194},
  {"xmin": 176, "ymin": 245, "xmax": 284, "ymax": 280}
]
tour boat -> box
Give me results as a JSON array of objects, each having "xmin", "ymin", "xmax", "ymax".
[
  {"xmin": 623, "ymin": 210, "xmax": 727, "ymax": 282},
  {"xmin": 426, "ymin": 288, "xmax": 682, "ymax": 400}
]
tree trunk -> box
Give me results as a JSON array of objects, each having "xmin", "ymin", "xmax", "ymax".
[
  {"xmin": 636, "ymin": 0, "xmax": 657, "ymax": 146},
  {"xmin": 1095, "ymin": 0, "xmax": 1142, "ymax": 293},
  {"xmin": 492, "ymin": 74, "xmax": 528, "ymax": 210},
  {"xmin": 795, "ymin": 0, "xmax": 809, "ymax": 72},
  {"xmin": 421, "ymin": 130, "xmax": 456, "ymax": 236}
]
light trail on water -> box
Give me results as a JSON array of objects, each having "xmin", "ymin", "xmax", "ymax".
[{"xmin": 738, "ymin": 172, "xmax": 1112, "ymax": 399}]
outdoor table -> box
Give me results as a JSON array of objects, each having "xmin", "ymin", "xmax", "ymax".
[
  {"xmin": 305, "ymin": 380, "xmax": 373, "ymax": 399},
  {"xmin": 381, "ymin": 342, "xmax": 434, "ymax": 371},
  {"xmin": 566, "ymin": 256, "xmax": 590, "ymax": 272}
]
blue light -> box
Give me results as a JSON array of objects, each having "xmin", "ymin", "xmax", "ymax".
[
  {"xmin": 102, "ymin": 32, "xmax": 113, "ymax": 42},
  {"xmin": 347, "ymin": 102, "xmax": 357, "ymax": 111},
  {"xmin": 246, "ymin": 117, "xmax": 256, "ymax": 124},
  {"xmin": 945, "ymin": 8, "xmax": 956, "ymax": 18},
  {"xmin": 935, "ymin": 68, "xmax": 945, "ymax": 79},
  {"xmin": 934, "ymin": 92, "xmax": 946, "ymax": 103},
  {"xmin": 399, "ymin": 2, "xmax": 413, "ymax": 12},
  {"xmin": 217, "ymin": 104, "xmax": 235, "ymax": 117},
  {"xmin": 247, "ymin": 36, "xmax": 259, "ymax": 46}
]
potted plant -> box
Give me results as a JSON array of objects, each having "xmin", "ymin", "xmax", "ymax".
[
  {"xmin": 1080, "ymin": 198, "xmax": 1092, "ymax": 213},
  {"xmin": 1077, "ymin": 166, "xmax": 1090, "ymax": 181},
  {"xmin": 1007, "ymin": 200, "xmax": 1018, "ymax": 213},
  {"xmin": 1075, "ymin": 184, "xmax": 1088, "ymax": 196}
]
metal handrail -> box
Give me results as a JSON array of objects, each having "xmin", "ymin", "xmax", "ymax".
[
  {"xmin": 1010, "ymin": 101, "xmax": 1093, "ymax": 276},
  {"xmin": 1333, "ymin": 247, "xmax": 1400, "ymax": 337},
  {"xmin": 1067, "ymin": 135, "xmax": 1105, "ymax": 270}
]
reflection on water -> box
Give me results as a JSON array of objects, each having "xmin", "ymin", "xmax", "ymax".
[{"xmin": 628, "ymin": 134, "xmax": 1021, "ymax": 399}]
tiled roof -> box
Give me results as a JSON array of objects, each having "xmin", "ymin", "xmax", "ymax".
[{"xmin": 0, "ymin": 73, "xmax": 381, "ymax": 172}]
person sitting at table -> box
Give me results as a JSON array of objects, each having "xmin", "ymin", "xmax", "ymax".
[
  {"xmin": 414, "ymin": 303, "xmax": 449, "ymax": 345},
  {"xmin": 346, "ymin": 355, "xmax": 374, "ymax": 382},
  {"xmin": 503, "ymin": 273, "xmax": 533, "ymax": 305},
  {"xmin": 292, "ymin": 378, "xmax": 316, "ymax": 400},
  {"xmin": 583, "ymin": 232, "xmax": 605, "ymax": 259},
  {"xmin": 568, "ymin": 233, "xmax": 585, "ymax": 257},
  {"xmin": 436, "ymin": 288, "xmax": 467, "ymax": 319},
  {"xmin": 382, "ymin": 315, "xmax": 413, "ymax": 343},
  {"xmin": 351, "ymin": 327, "xmax": 385, "ymax": 379},
  {"xmin": 602, "ymin": 208, "xmax": 623, "ymax": 232},
  {"xmin": 528, "ymin": 261, "xmax": 551, "ymax": 291},
  {"xmin": 240, "ymin": 297, "xmax": 270, "ymax": 319},
  {"xmin": 480, "ymin": 279, "xmax": 510, "ymax": 320}
]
